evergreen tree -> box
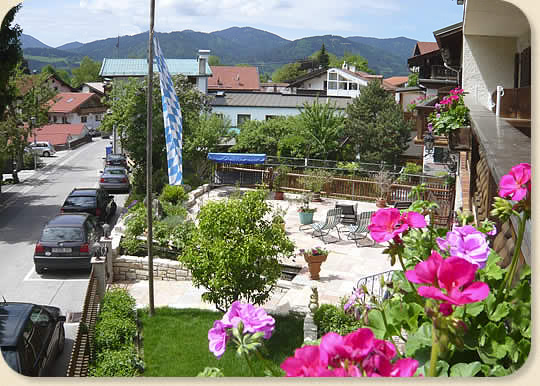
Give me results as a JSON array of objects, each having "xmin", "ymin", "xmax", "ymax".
[
  {"xmin": 0, "ymin": 5, "xmax": 22, "ymax": 115},
  {"xmin": 344, "ymin": 80, "xmax": 411, "ymax": 165},
  {"xmin": 318, "ymin": 43, "xmax": 330, "ymax": 68}
]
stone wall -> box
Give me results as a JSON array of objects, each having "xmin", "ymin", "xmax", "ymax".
[{"xmin": 113, "ymin": 255, "xmax": 192, "ymax": 282}]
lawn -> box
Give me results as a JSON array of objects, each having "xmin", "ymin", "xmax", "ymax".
[{"xmin": 138, "ymin": 307, "xmax": 304, "ymax": 377}]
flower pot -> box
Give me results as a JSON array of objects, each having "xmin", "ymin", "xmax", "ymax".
[
  {"xmin": 274, "ymin": 191, "xmax": 284, "ymax": 200},
  {"xmin": 311, "ymin": 192, "xmax": 322, "ymax": 202},
  {"xmin": 298, "ymin": 211, "xmax": 315, "ymax": 225},
  {"xmin": 304, "ymin": 253, "xmax": 328, "ymax": 280},
  {"xmin": 448, "ymin": 126, "xmax": 471, "ymax": 151},
  {"xmin": 376, "ymin": 198, "xmax": 387, "ymax": 208}
]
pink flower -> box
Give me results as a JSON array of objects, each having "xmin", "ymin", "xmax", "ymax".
[
  {"xmin": 450, "ymin": 88, "xmax": 464, "ymax": 95},
  {"xmin": 208, "ymin": 320, "xmax": 229, "ymax": 358},
  {"xmin": 368, "ymin": 209, "xmax": 426, "ymax": 243},
  {"xmin": 498, "ymin": 163, "xmax": 531, "ymax": 202},
  {"xmin": 427, "ymin": 122, "xmax": 433, "ymax": 132},
  {"xmin": 390, "ymin": 358, "xmax": 420, "ymax": 377},
  {"xmin": 436, "ymin": 225, "xmax": 490, "ymax": 269},
  {"xmin": 222, "ymin": 301, "xmax": 275, "ymax": 339},
  {"xmin": 405, "ymin": 251, "xmax": 443, "ymax": 285},
  {"xmin": 281, "ymin": 345, "xmax": 334, "ymax": 377}
]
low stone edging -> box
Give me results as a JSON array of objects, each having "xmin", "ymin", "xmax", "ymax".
[{"xmin": 113, "ymin": 255, "xmax": 192, "ymax": 282}]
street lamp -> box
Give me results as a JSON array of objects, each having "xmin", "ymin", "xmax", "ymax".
[{"xmin": 30, "ymin": 116, "xmax": 37, "ymax": 170}]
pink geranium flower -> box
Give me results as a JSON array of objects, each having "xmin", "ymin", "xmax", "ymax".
[
  {"xmin": 436, "ymin": 225, "xmax": 490, "ymax": 269},
  {"xmin": 405, "ymin": 251, "xmax": 443, "ymax": 286},
  {"xmin": 222, "ymin": 301, "xmax": 275, "ymax": 339},
  {"xmin": 208, "ymin": 320, "xmax": 229, "ymax": 359},
  {"xmin": 281, "ymin": 345, "xmax": 334, "ymax": 377},
  {"xmin": 498, "ymin": 163, "xmax": 531, "ymax": 202},
  {"xmin": 368, "ymin": 208, "xmax": 427, "ymax": 243}
]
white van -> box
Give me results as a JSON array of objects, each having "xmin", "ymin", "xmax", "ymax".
[{"xmin": 28, "ymin": 142, "xmax": 56, "ymax": 157}]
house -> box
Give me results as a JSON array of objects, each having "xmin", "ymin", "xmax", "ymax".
[
  {"xmin": 80, "ymin": 82, "xmax": 105, "ymax": 97},
  {"xmin": 28, "ymin": 123, "xmax": 88, "ymax": 150},
  {"xmin": 17, "ymin": 73, "xmax": 76, "ymax": 96},
  {"xmin": 259, "ymin": 82, "xmax": 289, "ymax": 93},
  {"xmin": 211, "ymin": 91, "xmax": 352, "ymax": 129},
  {"xmin": 47, "ymin": 92, "xmax": 107, "ymax": 130},
  {"xmin": 208, "ymin": 66, "xmax": 260, "ymax": 92},
  {"xmin": 286, "ymin": 64, "xmax": 384, "ymax": 98},
  {"xmin": 99, "ymin": 49, "xmax": 213, "ymax": 94}
]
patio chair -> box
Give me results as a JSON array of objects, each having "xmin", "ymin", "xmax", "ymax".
[
  {"xmin": 310, "ymin": 208, "xmax": 343, "ymax": 244},
  {"xmin": 335, "ymin": 202, "xmax": 358, "ymax": 226},
  {"xmin": 347, "ymin": 211, "xmax": 375, "ymax": 247}
]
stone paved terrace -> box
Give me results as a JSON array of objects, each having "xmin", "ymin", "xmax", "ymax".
[{"xmin": 117, "ymin": 186, "xmax": 399, "ymax": 314}]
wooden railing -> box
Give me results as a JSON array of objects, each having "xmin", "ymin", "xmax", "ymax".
[{"xmin": 66, "ymin": 267, "xmax": 101, "ymax": 377}]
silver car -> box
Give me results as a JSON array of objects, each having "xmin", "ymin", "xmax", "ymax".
[
  {"xmin": 27, "ymin": 141, "xmax": 56, "ymax": 157},
  {"xmin": 99, "ymin": 166, "xmax": 130, "ymax": 193}
]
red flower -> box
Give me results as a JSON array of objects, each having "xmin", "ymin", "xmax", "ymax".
[
  {"xmin": 498, "ymin": 162, "xmax": 531, "ymax": 202},
  {"xmin": 368, "ymin": 208, "xmax": 426, "ymax": 243}
]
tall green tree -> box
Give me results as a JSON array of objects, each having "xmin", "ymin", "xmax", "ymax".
[
  {"xmin": 344, "ymin": 80, "xmax": 411, "ymax": 165},
  {"xmin": 208, "ymin": 55, "xmax": 222, "ymax": 66},
  {"xmin": 71, "ymin": 56, "xmax": 101, "ymax": 88},
  {"xmin": 317, "ymin": 43, "xmax": 330, "ymax": 68},
  {"xmin": 0, "ymin": 4, "xmax": 22, "ymax": 116},
  {"xmin": 271, "ymin": 62, "xmax": 306, "ymax": 83}
]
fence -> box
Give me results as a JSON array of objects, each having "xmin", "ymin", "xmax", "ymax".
[{"xmin": 66, "ymin": 267, "xmax": 101, "ymax": 377}]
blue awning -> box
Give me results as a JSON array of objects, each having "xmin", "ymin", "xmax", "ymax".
[{"xmin": 207, "ymin": 153, "xmax": 266, "ymax": 164}]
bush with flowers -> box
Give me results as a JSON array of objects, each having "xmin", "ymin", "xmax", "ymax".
[
  {"xmin": 427, "ymin": 88, "xmax": 470, "ymax": 136},
  {"xmin": 198, "ymin": 163, "xmax": 530, "ymax": 377}
]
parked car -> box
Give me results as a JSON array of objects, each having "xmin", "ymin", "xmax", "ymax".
[
  {"xmin": 104, "ymin": 153, "xmax": 128, "ymax": 169},
  {"xmin": 61, "ymin": 188, "xmax": 116, "ymax": 223},
  {"xmin": 100, "ymin": 131, "xmax": 110, "ymax": 139},
  {"xmin": 0, "ymin": 302, "xmax": 66, "ymax": 376},
  {"xmin": 27, "ymin": 141, "xmax": 56, "ymax": 157},
  {"xmin": 88, "ymin": 128, "xmax": 101, "ymax": 137},
  {"xmin": 33, "ymin": 213, "xmax": 103, "ymax": 273},
  {"xmin": 99, "ymin": 166, "xmax": 130, "ymax": 193}
]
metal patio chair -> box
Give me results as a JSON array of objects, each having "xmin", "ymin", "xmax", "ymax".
[
  {"xmin": 335, "ymin": 202, "xmax": 358, "ymax": 227},
  {"xmin": 310, "ymin": 208, "xmax": 343, "ymax": 244},
  {"xmin": 347, "ymin": 211, "xmax": 375, "ymax": 247}
]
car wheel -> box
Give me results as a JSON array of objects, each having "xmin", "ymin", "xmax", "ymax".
[
  {"xmin": 35, "ymin": 265, "xmax": 44, "ymax": 274},
  {"xmin": 56, "ymin": 326, "xmax": 65, "ymax": 357},
  {"xmin": 43, "ymin": 151, "xmax": 50, "ymax": 157}
]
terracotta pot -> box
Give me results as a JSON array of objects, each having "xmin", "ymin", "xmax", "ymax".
[
  {"xmin": 274, "ymin": 191, "xmax": 284, "ymax": 200},
  {"xmin": 448, "ymin": 126, "xmax": 471, "ymax": 151},
  {"xmin": 376, "ymin": 198, "xmax": 387, "ymax": 208},
  {"xmin": 304, "ymin": 253, "xmax": 328, "ymax": 280}
]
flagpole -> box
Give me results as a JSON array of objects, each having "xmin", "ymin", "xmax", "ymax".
[{"xmin": 146, "ymin": 0, "xmax": 155, "ymax": 316}]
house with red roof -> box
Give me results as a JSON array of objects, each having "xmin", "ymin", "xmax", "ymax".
[
  {"xmin": 208, "ymin": 66, "xmax": 260, "ymax": 92},
  {"xmin": 47, "ymin": 92, "xmax": 107, "ymax": 130},
  {"xmin": 29, "ymin": 123, "xmax": 89, "ymax": 150}
]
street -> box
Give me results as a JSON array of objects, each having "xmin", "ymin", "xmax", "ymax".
[{"xmin": 0, "ymin": 138, "xmax": 128, "ymax": 376}]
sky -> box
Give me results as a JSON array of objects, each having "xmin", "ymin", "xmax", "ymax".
[{"xmin": 13, "ymin": 0, "xmax": 465, "ymax": 48}]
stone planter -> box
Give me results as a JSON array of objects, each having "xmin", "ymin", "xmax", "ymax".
[
  {"xmin": 298, "ymin": 211, "xmax": 315, "ymax": 225},
  {"xmin": 304, "ymin": 253, "xmax": 328, "ymax": 280},
  {"xmin": 448, "ymin": 126, "xmax": 471, "ymax": 151}
]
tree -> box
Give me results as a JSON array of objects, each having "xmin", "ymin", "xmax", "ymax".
[
  {"xmin": 318, "ymin": 43, "xmax": 330, "ymax": 68},
  {"xmin": 208, "ymin": 55, "xmax": 222, "ymax": 66},
  {"xmin": 259, "ymin": 73, "xmax": 270, "ymax": 83},
  {"xmin": 41, "ymin": 64, "xmax": 71, "ymax": 85},
  {"xmin": 407, "ymin": 72, "xmax": 419, "ymax": 87},
  {"xmin": 329, "ymin": 52, "xmax": 372, "ymax": 73},
  {"xmin": 271, "ymin": 62, "xmax": 306, "ymax": 83},
  {"xmin": 71, "ymin": 56, "xmax": 101, "ymax": 88},
  {"xmin": 344, "ymin": 80, "xmax": 411, "ymax": 165},
  {"xmin": 181, "ymin": 189, "xmax": 295, "ymax": 311},
  {"xmin": 0, "ymin": 4, "xmax": 22, "ymax": 116}
]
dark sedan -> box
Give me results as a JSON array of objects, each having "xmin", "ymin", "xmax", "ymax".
[
  {"xmin": 33, "ymin": 213, "xmax": 103, "ymax": 273},
  {"xmin": 1, "ymin": 302, "xmax": 65, "ymax": 376},
  {"xmin": 61, "ymin": 188, "xmax": 116, "ymax": 223}
]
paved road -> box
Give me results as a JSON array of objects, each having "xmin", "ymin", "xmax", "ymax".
[{"xmin": 0, "ymin": 138, "xmax": 128, "ymax": 376}]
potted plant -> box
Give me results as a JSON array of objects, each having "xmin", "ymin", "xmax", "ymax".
[
  {"xmin": 300, "ymin": 246, "xmax": 329, "ymax": 280},
  {"xmin": 374, "ymin": 169, "xmax": 393, "ymax": 208},
  {"xmin": 297, "ymin": 193, "xmax": 316, "ymax": 225},
  {"xmin": 427, "ymin": 88, "xmax": 471, "ymax": 151},
  {"xmin": 271, "ymin": 206, "xmax": 287, "ymax": 231},
  {"xmin": 298, "ymin": 168, "xmax": 333, "ymax": 202},
  {"xmin": 272, "ymin": 165, "xmax": 291, "ymax": 200}
]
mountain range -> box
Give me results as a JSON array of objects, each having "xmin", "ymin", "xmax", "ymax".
[{"xmin": 21, "ymin": 27, "xmax": 418, "ymax": 77}]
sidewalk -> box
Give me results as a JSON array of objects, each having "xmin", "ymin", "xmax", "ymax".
[{"xmin": 116, "ymin": 187, "xmax": 398, "ymax": 315}]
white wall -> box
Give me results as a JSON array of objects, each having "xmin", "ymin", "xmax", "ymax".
[
  {"xmin": 212, "ymin": 106, "xmax": 325, "ymax": 127},
  {"xmin": 462, "ymin": 35, "xmax": 516, "ymax": 110},
  {"xmin": 49, "ymin": 112, "xmax": 103, "ymax": 130}
]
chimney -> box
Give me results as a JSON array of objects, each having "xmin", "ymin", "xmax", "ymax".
[
  {"xmin": 197, "ymin": 49, "xmax": 211, "ymax": 94},
  {"xmin": 349, "ymin": 64, "xmax": 356, "ymax": 72}
]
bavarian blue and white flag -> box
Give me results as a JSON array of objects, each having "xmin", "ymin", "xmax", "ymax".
[{"xmin": 154, "ymin": 36, "xmax": 183, "ymax": 185}]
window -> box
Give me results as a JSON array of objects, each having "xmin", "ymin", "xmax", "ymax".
[
  {"xmin": 81, "ymin": 116, "xmax": 87, "ymax": 123},
  {"xmin": 433, "ymin": 147, "xmax": 446, "ymax": 163},
  {"xmin": 95, "ymin": 114, "xmax": 101, "ymax": 122},
  {"xmin": 328, "ymin": 72, "xmax": 337, "ymax": 80},
  {"xmin": 53, "ymin": 116, "xmax": 57, "ymax": 123},
  {"xmin": 265, "ymin": 115, "xmax": 279, "ymax": 120},
  {"xmin": 62, "ymin": 116, "xmax": 68, "ymax": 124},
  {"xmin": 215, "ymin": 113, "xmax": 224, "ymax": 120},
  {"xmin": 350, "ymin": 83, "xmax": 358, "ymax": 90},
  {"xmin": 328, "ymin": 81, "xmax": 337, "ymax": 90},
  {"xmin": 237, "ymin": 114, "xmax": 251, "ymax": 126}
]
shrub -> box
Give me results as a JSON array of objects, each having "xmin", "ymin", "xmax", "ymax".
[
  {"xmin": 89, "ymin": 347, "xmax": 143, "ymax": 377},
  {"xmin": 313, "ymin": 303, "xmax": 364, "ymax": 336},
  {"xmin": 23, "ymin": 152, "xmax": 36, "ymax": 170},
  {"xmin": 124, "ymin": 204, "xmax": 147, "ymax": 237},
  {"xmin": 120, "ymin": 236, "xmax": 146, "ymax": 256},
  {"xmin": 161, "ymin": 201, "xmax": 188, "ymax": 218},
  {"xmin": 99, "ymin": 288, "xmax": 137, "ymax": 320},
  {"xmin": 159, "ymin": 184, "xmax": 188, "ymax": 205},
  {"xmin": 94, "ymin": 316, "xmax": 137, "ymax": 352}
]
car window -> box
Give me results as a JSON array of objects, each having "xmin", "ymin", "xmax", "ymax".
[
  {"xmin": 1, "ymin": 350, "xmax": 19, "ymax": 373},
  {"xmin": 41, "ymin": 227, "xmax": 84, "ymax": 242},
  {"xmin": 30, "ymin": 307, "xmax": 51, "ymax": 325},
  {"xmin": 107, "ymin": 170, "xmax": 126, "ymax": 175},
  {"xmin": 64, "ymin": 196, "xmax": 96, "ymax": 207}
]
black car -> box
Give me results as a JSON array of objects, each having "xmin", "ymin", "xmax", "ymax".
[
  {"xmin": 34, "ymin": 213, "xmax": 103, "ymax": 273},
  {"xmin": 61, "ymin": 188, "xmax": 116, "ymax": 223},
  {"xmin": 104, "ymin": 153, "xmax": 128, "ymax": 169},
  {"xmin": 0, "ymin": 302, "xmax": 65, "ymax": 376}
]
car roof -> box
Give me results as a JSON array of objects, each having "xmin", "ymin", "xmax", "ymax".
[
  {"xmin": 47, "ymin": 213, "xmax": 90, "ymax": 226},
  {"xmin": 0, "ymin": 303, "xmax": 34, "ymax": 347},
  {"xmin": 107, "ymin": 154, "xmax": 126, "ymax": 159},
  {"xmin": 69, "ymin": 188, "xmax": 99, "ymax": 197}
]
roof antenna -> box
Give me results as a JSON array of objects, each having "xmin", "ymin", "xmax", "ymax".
[{"xmin": 2, "ymin": 295, "xmax": 7, "ymax": 303}]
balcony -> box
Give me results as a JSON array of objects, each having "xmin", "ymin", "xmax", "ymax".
[{"xmin": 430, "ymin": 65, "xmax": 458, "ymax": 80}]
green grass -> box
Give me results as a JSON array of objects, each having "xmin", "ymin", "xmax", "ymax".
[
  {"xmin": 25, "ymin": 55, "xmax": 68, "ymax": 63},
  {"xmin": 138, "ymin": 307, "xmax": 304, "ymax": 377}
]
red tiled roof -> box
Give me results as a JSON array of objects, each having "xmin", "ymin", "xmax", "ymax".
[
  {"xmin": 208, "ymin": 66, "xmax": 260, "ymax": 91},
  {"xmin": 29, "ymin": 123, "xmax": 86, "ymax": 146},
  {"xmin": 416, "ymin": 42, "xmax": 439, "ymax": 55},
  {"xmin": 48, "ymin": 93, "xmax": 96, "ymax": 113},
  {"xmin": 384, "ymin": 76, "xmax": 409, "ymax": 87}
]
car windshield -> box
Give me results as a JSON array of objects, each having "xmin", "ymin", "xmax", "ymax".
[
  {"xmin": 64, "ymin": 196, "xmax": 96, "ymax": 207},
  {"xmin": 41, "ymin": 227, "xmax": 84, "ymax": 242},
  {"xmin": 1, "ymin": 350, "xmax": 19, "ymax": 373},
  {"xmin": 105, "ymin": 169, "xmax": 126, "ymax": 175}
]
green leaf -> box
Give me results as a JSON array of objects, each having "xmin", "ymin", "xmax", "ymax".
[
  {"xmin": 489, "ymin": 302, "xmax": 510, "ymax": 322},
  {"xmin": 366, "ymin": 309, "xmax": 386, "ymax": 339},
  {"xmin": 465, "ymin": 301, "xmax": 485, "ymax": 317},
  {"xmin": 417, "ymin": 360, "xmax": 449, "ymax": 377},
  {"xmin": 449, "ymin": 362, "xmax": 482, "ymax": 377},
  {"xmin": 405, "ymin": 322, "xmax": 432, "ymax": 357}
]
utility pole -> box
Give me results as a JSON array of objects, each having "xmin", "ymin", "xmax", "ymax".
[
  {"xmin": 31, "ymin": 116, "xmax": 36, "ymax": 170},
  {"xmin": 146, "ymin": 0, "xmax": 155, "ymax": 316}
]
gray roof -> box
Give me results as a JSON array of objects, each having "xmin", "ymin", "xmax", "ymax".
[
  {"xmin": 99, "ymin": 58, "xmax": 212, "ymax": 77},
  {"xmin": 211, "ymin": 92, "xmax": 352, "ymax": 109}
]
